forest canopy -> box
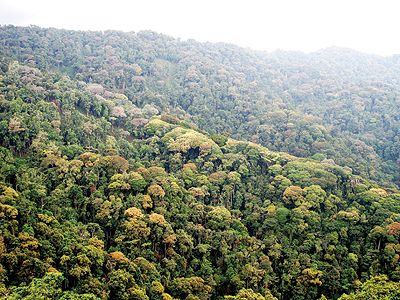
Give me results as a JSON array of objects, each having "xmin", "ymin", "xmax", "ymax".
[{"xmin": 1, "ymin": 25, "xmax": 400, "ymax": 300}]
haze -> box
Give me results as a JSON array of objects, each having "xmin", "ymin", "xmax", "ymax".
[{"xmin": 1, "ymin": 0, "xmax": 400, "ymax": 56}]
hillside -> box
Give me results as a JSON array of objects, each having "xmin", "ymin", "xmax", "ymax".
[
  {"xmin": 1, "ymin": 26, "xmax": 400, "ymax": 300},
  {"xmin": 1, "ymin": 25, "xmax": 400, "ymax": 188}
]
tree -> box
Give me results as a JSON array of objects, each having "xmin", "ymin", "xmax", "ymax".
[
  {"xmin": 338, "ymin": 275, "xmax": 400, "ymax": 300},
  {"xmin": 211, "ymin": 134, "xmax": 228, "ymax": 147},
  {"xmin": 240, "ymin": 263, "xmax": 265, "ymax": 290},
  {"xmin": 6, "ymin": 272, "xmax": 64, "ymax": 300},
  {"xmin": 129, "ymin": 172, "xmax": 147, "ymax": 193},
  {"xmin": 107, "ymin": 269, "xmax": 138, "ymax": 300},
  {"xmin": 121, "ymin": 207, "xmax": 150, "ymax": 252},
  {"xmin": 147, "ymin": 185, "xmax": 165, "ymax": 200},
  {"xmin": 295, "ymin": 268, "xmax": 323, "ymax": 299},
  {"xmin": 206, "ymin": 206, "xmax": 231, "ymax": 231},
  {"xmin": 283, "ymin": 186, "xmax": 304, "ymax": 208},
  {"xmin": 169, "ymin": 277, "xmax": 211, "ymax": 300},
  {"xmin": 225, "ymin": 288, "xmax": 278, "ymax": 300}
]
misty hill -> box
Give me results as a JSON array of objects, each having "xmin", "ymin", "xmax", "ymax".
[
  {"xmin": 1, "ymin": 25, "xmax": 400, "ymax": 300},
  {"xmin": 1, "ymin": 25, "xmax": 399, "ymax": 189}
]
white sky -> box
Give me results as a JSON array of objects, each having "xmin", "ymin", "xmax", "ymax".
[{"xmin": 1, "ymin": 0, "xmax": 400, "ymax": 56}]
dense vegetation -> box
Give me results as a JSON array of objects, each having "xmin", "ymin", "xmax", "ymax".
[
  {"xmin": 2, "ymin": 25, "xmax": 400, "ymax": 189},
  {"xmin": 1, "ymin": 25, "xmax": 400, "ymax": 299}
]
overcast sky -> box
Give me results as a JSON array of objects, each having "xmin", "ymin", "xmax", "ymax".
[{"xmin": 1, "ymin": 0, "xmax": 399, "ymax": 56}]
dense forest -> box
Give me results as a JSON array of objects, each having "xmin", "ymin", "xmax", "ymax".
[{"xmin": 1, "ymin": 25, "xmax": 400, "ymax": 299}]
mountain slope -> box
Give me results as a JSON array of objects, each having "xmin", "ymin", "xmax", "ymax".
[
  {"xmin": 2, "ymin": 26, "xmax": 400, "ymax": 299},
  {"xmin": 1, "ymin": 25, "xmax": 399, "ymax": 188}
]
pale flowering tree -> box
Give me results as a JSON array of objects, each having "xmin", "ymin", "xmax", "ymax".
[
  {"xmin": 127, "ymin": 108, "xmax": 143, "ymax": 117},
  {"xmin": 142, "ymin": 104, "xmax": 159, "ymax": 117},
  {"xmin": 132, "ymin": 76, "xmax": 145, "ymax": 82},
  {"xmin": 112, "ymin": 106, "xmax": 127, "ymax": 118},
  {"xmin": 30, "ymin": 86, "xmax": 45, "ymax": 92},
  {"xmin": 17, "ymin": 65, "xmax": 40, "ymax": 76},
  {"xmin": 86, "ymin": 83, "xmax": 104, "ymax": 94},
  {"xmin": 131, "ymin": 63, "xmax": 143, "ymax": 75},
  {"xmin": 22, "ymin": 74, "xmax": 42, "ymax": 84},
  {"xmin": 130, "ymin": 118, "xmax": 149, "ymax": 126},
  {"xmin": 96, "ymin": 94, "xmax": 106, "ymax": 102},
  {"xmin": 111, "ymin": 106, "xmax": 127, "ymax": 127},
  {"xmin": 103, "ymin": 91, "xmax": 114, "ymax": 98}
]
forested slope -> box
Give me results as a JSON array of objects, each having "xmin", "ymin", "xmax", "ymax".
[
  {"xmin": 1, "ymin": 25, "xmax": 400, "ymax": 188},
  {"xmin": 1, "ymin": 26, "xmax": 400, "ymax": 300}
]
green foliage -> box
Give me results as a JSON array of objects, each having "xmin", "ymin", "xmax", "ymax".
[
  {"xmin": 211, "ymin": 134, "xmax": 228, "ymax": 147},
  {"xmin": 2, "ymin": 25, "xmax": 400, "ymax": 300},
  {"xmin": 160, "ymin": 115, "xmax": 179, "ymax": 125},
  {"xmin": 339, "ymin": 275, "xmax": 400, "ymax": 300}
]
